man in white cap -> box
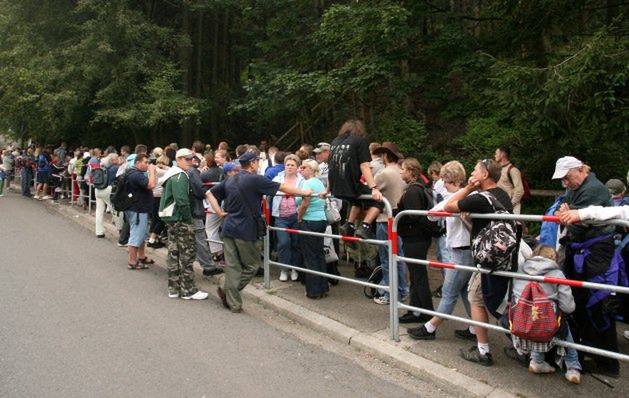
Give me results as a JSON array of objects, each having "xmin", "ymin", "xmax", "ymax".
[
  {"xmin": 313, "ymin": 142, "xmax": 330, "ymax": 184},
  {"xmin": 158, "ymin": 148, "xmax": 209, "ymax": 300},
  {"xmin": 552, "ymin": 156, "xmax": 621, "ymax": 378}
]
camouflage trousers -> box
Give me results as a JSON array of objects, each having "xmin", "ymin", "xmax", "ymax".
[{"xmin": 166, "ymin": 221, "xmax": 198, "ymax": 297}]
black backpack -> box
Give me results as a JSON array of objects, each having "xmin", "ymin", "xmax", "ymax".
[
  {"xmin": 92, "ymin": 166, "xmax": 108, "ymax": 189},
  {"xmin": 110, "ymin": 169, "xmax": 137, "ymax": 212},
  {"xmin": 413, "ymin": 182, "xmax": 446, "ymax": 238}
]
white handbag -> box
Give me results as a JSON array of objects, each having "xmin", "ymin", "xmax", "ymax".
[{"xmin": 325, "ymin": 198, "xmax": 341, "ymax": 224}]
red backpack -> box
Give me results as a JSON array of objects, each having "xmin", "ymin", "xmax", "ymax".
[
  {"xmin": 509, "ymin": 282, "xmax": 561, "ymax": 343},
  {"xmin": 507, "ymin": 164, "xmax": 531, "ymax": 201}
]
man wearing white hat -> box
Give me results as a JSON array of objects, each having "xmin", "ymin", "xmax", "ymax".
[{"xmin": 552, "ymin": 156, "xmax": 621, "ymax": 378}]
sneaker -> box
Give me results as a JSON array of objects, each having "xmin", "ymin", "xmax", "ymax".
[
  {"xmin": 54, "ymin": 187, "xmax": 62, "ymax": 192},
  {"xmin": 565, "ymin": 369, "xmax": 581, "ymax": 384},
  {"xmin": 399, "ymin": 312, "xmax": 422, "ymax": 324},
  {"xmin": 460, "ymin": 346, "xmax": 493, "ymax": 366},
  {"xmin": 432, "ymin": 284, "xmax": 442, "ymax": 298},
  {"xmin": 290, "ymin": 269, "xmax": 299, "ymax": 281},
  {"xmin": 338, "ymin": 221, "xmax": 355, "ymax": 237},
  {"xmin": 33, "ymin": 195, "xmax": 40, "ymax": 200},
  {"xmin": 408, "ymin": 325, "xmax": 436, "ymax": 340},
  {"xmin": 117, "ymin": 242, "xmax": 128, "ymax": 247},
  {"xmin": 373, "ymin": 295, "xmax": 390, "ymax": 305},
  {"xmin": 503, "ymin": 346, "xmax": 529, "ymax": 368},
  {"xmin": 454, "ymin": 328, "xmax": 477, "ymax": 341},
  {"xmin": 528, "ymin": 360, "xmax": 556, "ymax": 374},
  {"xmin": 279, "ymin": 270, "xmax": 288, "ymax": 282},
  {"xmin": 147, "ymin": 241, "xmax": 164, "ymax": 248},
  {"xmin": 355, "ymin": 224, "xmax": 374, "ymax": 240},
  {"xmin": 96, "ymin": 234, "xmax": 105, "ymax": 239},
  {"xmin": 181, "ymin": 290, "xmax": 209, "ymax": 300},
  {"xmin": 399, "ymin": 294, "xmax": 409, "ymax": 302},
  {"xmin": 624, "ymin": 330, "xmax": 629, "ymax": 340},
  {"xmin": 168, "ymin": 291, "xmax": 179, "ymax": 299},
  {"xmin": 41, "ymin": 195, "xmax": 52, "ymax": 200}
]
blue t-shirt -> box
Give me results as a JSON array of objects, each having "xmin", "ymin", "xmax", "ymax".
[
  {"xmin": 211, "ymin": 171, "xmax": 280, "ymax": 242},
  {"xmin": 126, "ymin": 169, "xmax": 153, "ymax": 213},
  {"xmin": 296, "ymin": 178, "xmax": 326, "ymax": 221},
  {"xmin": 37, "ymin": 154, "xmax": 50, "ymax": 173}
]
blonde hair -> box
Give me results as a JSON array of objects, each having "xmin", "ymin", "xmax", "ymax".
[
  {"xmin": 156, "ymin": 155, "xmax": 171, "ymax": 166},
  {"xmin": 440, "ymin": 161, "xmax": 466, "ymax": 188},
  {"xmin": 533, "ymin": 245, "xmax": 557, "ymax": 262},
  {"xmin": 284, "ymin": 154, "xmax": 301, "ymax": 166},
  {"xmin": 301, "ymin": 159, "xmax": 320, "ymax": 176}
]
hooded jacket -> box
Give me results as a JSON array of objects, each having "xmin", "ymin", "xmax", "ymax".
[
  {"xmin": 158, "ymin": 166, "xmax": 192, "ymax": 224},
  {"xmin": 512, "ymin": 256, "xmax": 575, "ymax": 314}
]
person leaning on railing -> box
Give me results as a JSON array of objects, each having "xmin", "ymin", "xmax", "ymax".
[
  {"xmin": 407, "ymin": 160, "xmax": 476, "ymax": 341},
  {"xmin": 552, "ymin": 156, "xmax": 625, "ymax": 378},
  {"xmin": 206, "ymin": 149, "xmax": 312, "ymax": 313}
]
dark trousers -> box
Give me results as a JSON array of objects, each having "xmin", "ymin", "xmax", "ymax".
[
  {"xmin": 300, "ymin": 220, "xmax": 329, "ymax": 297},
  {"xmin": 403, "ymin": 238, "xmax": 434, "ymax": 312},
  {"xmin": 119, "ymin": 213, "xmax": 130, "ymax": 245}
]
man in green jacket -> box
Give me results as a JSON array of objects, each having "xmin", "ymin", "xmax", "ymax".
[{"xmin": 159, "ymin": 148, "xmax": 208, "ymax": 300}]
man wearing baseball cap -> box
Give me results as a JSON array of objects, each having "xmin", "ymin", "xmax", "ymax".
[
  {"xmin": 554, "ymin": 156, "xmax": 621, "ymax": 377},
  {"xmin": 206, "ymin": 148, "xmax": 312, "ymax": 313},
  {"xmin": 158, "ymin": 148, "xmax": 208, "ymax": 300}
]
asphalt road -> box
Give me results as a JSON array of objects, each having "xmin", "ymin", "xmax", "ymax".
[{"xmin": 0, "ymin": 192, "xmax": 449, "ymax": 398}]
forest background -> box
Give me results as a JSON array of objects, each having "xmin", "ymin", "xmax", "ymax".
[{"xmin": 0, "ymin": 0, "xmax": 627, "ymax": 189}]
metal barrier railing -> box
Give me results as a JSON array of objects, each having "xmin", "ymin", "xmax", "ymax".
[
  {"xmin": 392, "ymin": 209, "xmax": 629, "ymax": 363},
  {"xmin": 264, "ymin": 193, "xmax": 401, "ymax": 339}
]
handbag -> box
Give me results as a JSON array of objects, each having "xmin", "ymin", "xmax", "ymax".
[
  {"xmin": 323, "ymin": 226, "xmax": 339, "ymax": 263},
  {"xmin": 325, "ymin": 198, "xmax": 341, "ymax": 224},
  {"xmin": 234, "ymin": 174, "xmax": 267, "ymax": 239}
]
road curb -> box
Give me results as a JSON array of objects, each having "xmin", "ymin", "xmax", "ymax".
[{"xmin": 42, "ymin": 197, "xmax": 517, "ymax": 398}]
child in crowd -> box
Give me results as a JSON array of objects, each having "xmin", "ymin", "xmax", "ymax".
[{"xmin": 512, "ymin": 245, "xmax": 582, "ymax": 384}]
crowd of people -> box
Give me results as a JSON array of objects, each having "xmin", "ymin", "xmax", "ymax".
[{"xmin": 1, "ymin": 119, "xmax": 627, "ymax": 385}]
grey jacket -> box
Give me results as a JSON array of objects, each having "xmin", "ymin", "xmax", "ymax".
[{"xmin": 512, "ymin": 256, "xmax": 575, "ymax": 314}]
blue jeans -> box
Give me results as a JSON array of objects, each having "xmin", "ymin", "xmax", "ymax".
[
  {"xmin": 299, "ymin": 220, "xmax": 329, "ymax": 297},
  {"xmin": 531, "ymin": 328, "xmax": 581, "ymax": 371},
  {"xmin": 376, "ymin": 222, "xmax": 408, "ymax": 298},
  {"xmin": 436, "ymin": 235, "xmax": 451, "ymax": 263},
  {"xmin": 21, "ymin": 168, "xmax": 32, "ymax": 196},
  {"xmin": 275, "ymin": 214, "xmax": 300, "ymax": 272},
  {"xmin": 435, "ymin": 248, "xmax": 473, "ymax": 317}
]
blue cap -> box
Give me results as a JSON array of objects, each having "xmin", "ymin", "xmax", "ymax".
[
  {"xmin": 223, "ymin": 162, "xmax": 240, "ymax": 173},
  {"xmin": 238, "ymin": 151, "xmax": 259, "ymax": 164}
]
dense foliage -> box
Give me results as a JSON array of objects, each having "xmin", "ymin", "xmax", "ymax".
[{"xmin": 0, "ymin": 0, "xmax": 626, "ymax": 184}]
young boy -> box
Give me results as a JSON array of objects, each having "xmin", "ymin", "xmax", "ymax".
[{"xmin": 512, "ymin": 245, "xmax": 582, "ymax": 384}]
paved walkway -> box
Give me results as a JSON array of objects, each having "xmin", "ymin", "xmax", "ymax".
[{"xmin": 8, "ymin": 186, "xmax": 628, "ymax": 397}]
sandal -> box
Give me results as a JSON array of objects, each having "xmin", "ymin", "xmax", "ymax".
[{"xmin": 138, "ymin": 257, "xmax": 155, "ymax": 265}]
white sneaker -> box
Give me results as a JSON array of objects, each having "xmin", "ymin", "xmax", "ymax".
[
  {"xmin": 290, "ymin": 269, "xmax": 299, "ymax": 281},
  {"xmin": 623, "ymin": 330, "xmax": 629, "ymax": 340},
  {"xmin": 181, "ymin": 290, "xmax": 208, "ymax": 300},
  {"xmin": 528, "ymin": 360, "xmax": 556, "ymax": 374},
  {"xmin": 565, "ymin": 369, "xmax": 581, "ymax": 384},
  {"xmin": 41, "ymin": 195, "xmax": 52, "ymax": 200},
  {"xmin": 373, "ymin": 296, "xmax": 390, "ymax": 305},
  {"xmin": 54, "ymin": 187, "xmax": 62, "ymax": 192},
  {"xmin": 33, "ymin": 195, "xmax": 40, "ymax": 200},
  {"xmin": 279, "ymin": 271, "xmax": 288, "ymax": 282},
  {"xmin": 0, "ymin": 194, "xmax": 4, "ymax": 197},
  {"xmin": 168, "ymin": 292, "xmax": 179, "ymax": 299}
]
